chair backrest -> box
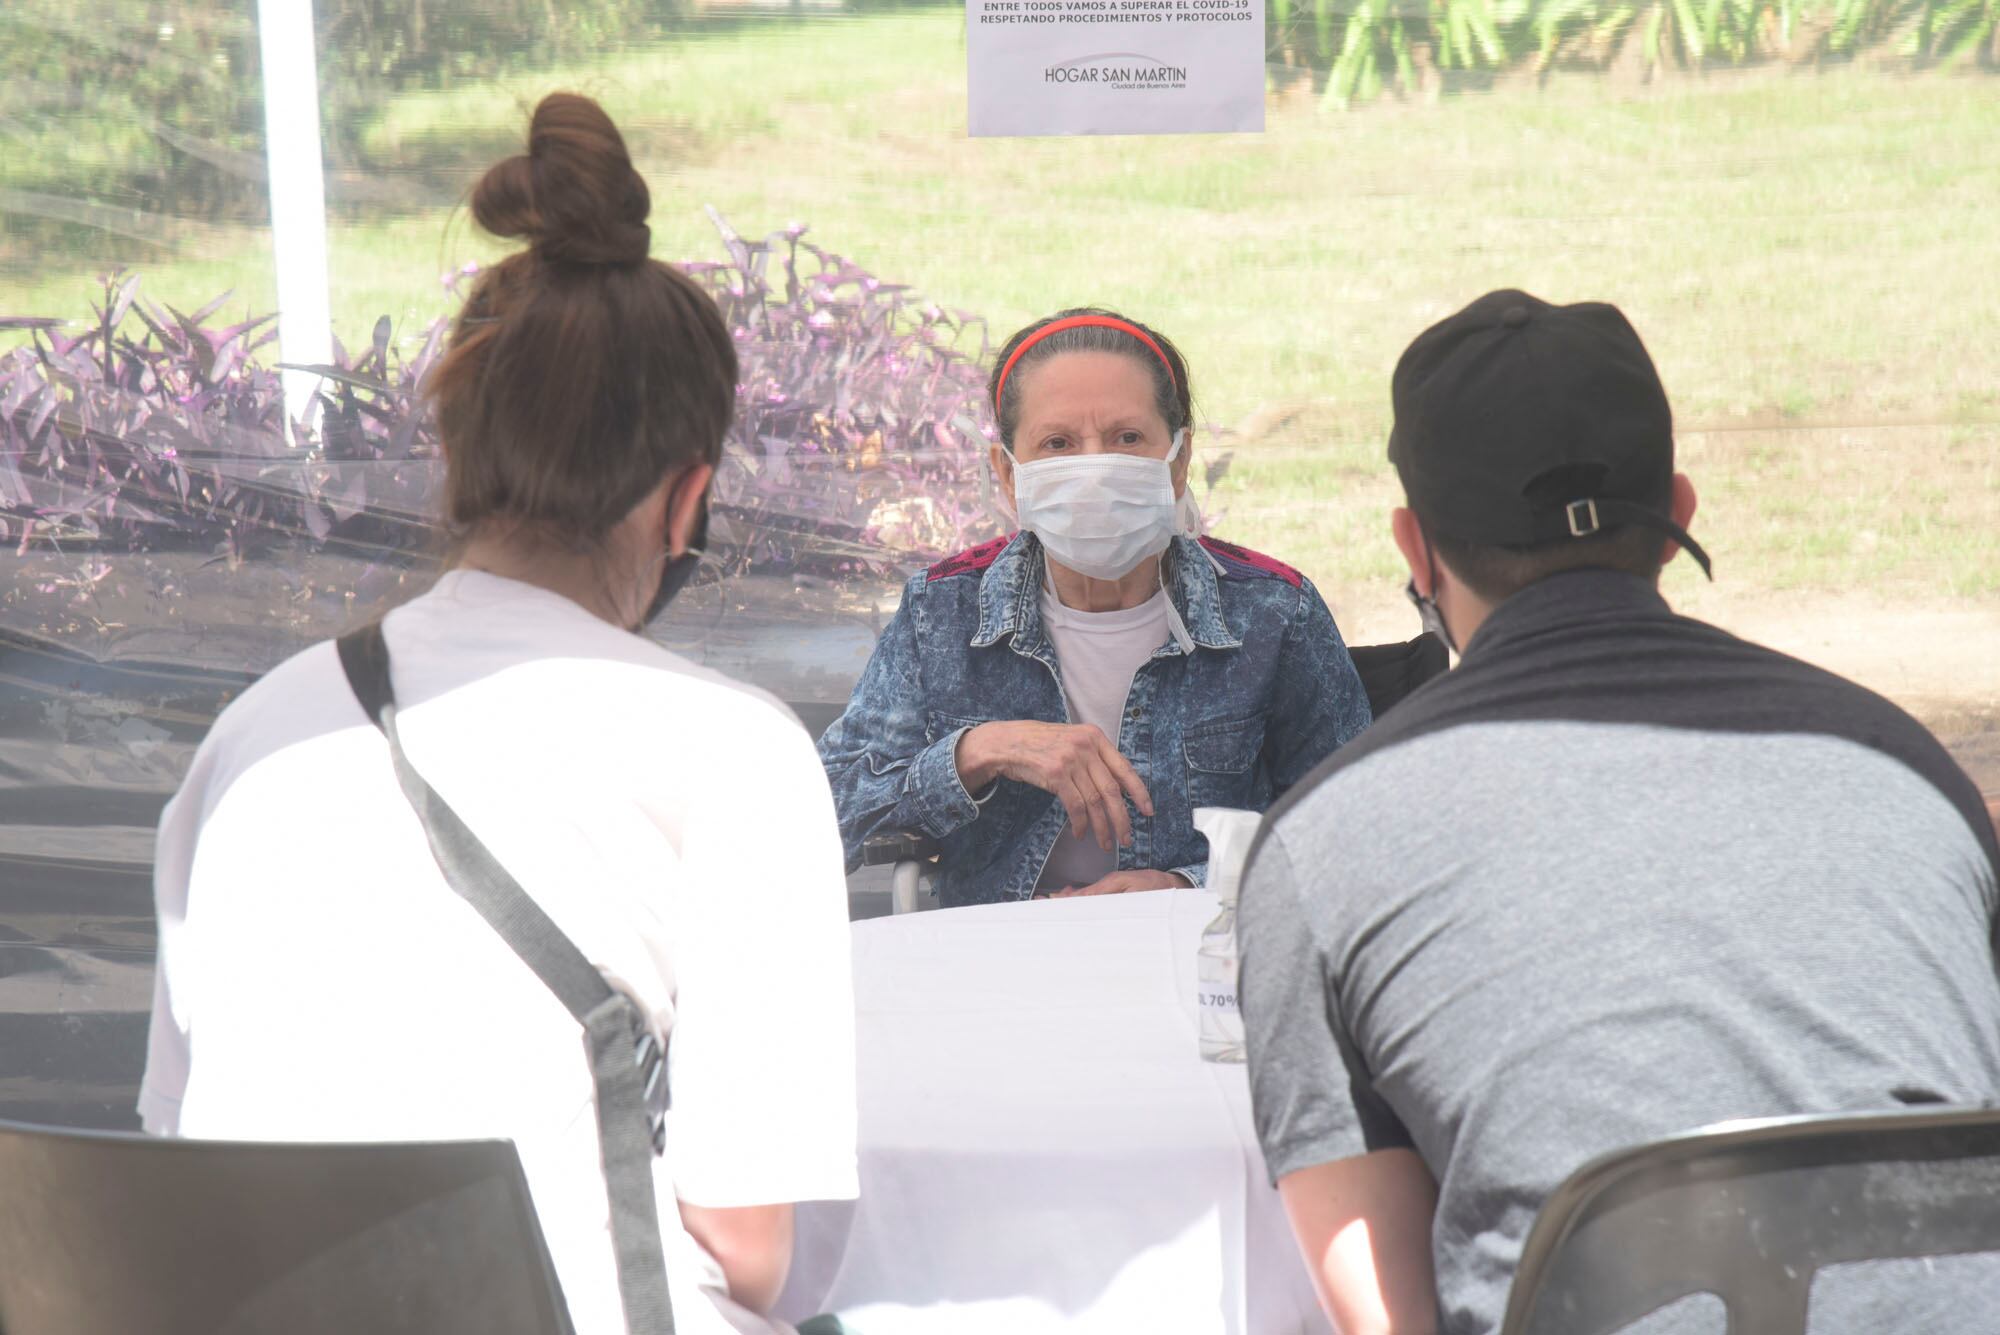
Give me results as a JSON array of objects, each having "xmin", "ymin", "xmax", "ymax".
[
  {"xmin": 1499, "ymin": 1105, "xmax": 2000, "ymax": 1335},
  {"xmin": 0, "ymin": 1119, "xmax": 572, "ymax": 1335},
  {"xmin": 1347, "ymin": 633, "xmax": 1449, "ymax": 721}
]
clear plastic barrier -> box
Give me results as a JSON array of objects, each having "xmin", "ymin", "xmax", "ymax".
[{"xmin": 2, "ymin": 0, "xmax": 1995, "ymax": 1121}]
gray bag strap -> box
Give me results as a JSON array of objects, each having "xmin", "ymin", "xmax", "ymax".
[{"xmin": 336, "ymin": 621, "xmax": 675, "ymax": 1335}]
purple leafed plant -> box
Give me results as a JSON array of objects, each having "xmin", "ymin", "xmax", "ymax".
[
  {"xmin": 691, "ymin": 208, "xmax": 998, "ymax": 578},
  {"xmin": 0, "ymin": 275, "xmax": 446, "ymax": 564},
  {"xmin": 0, "ymin": 212, "xmax": 1001, "ymax": 601}
]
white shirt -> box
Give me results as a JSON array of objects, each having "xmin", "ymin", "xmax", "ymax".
[
  {"xmin": 1036, "ymin": 587, "xmax": 1171, "ymax": 891},
  {"xmin": 140, "ymin": 570, "xmax": 859, "ymax": 1335}
]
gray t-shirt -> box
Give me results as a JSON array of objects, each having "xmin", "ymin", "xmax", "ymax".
[{"xmin": 1240, "ymin": 571, "xmax": 2000, "ymax": 1335}]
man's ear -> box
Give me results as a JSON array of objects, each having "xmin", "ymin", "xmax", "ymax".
[
  {"xmin": 1661, "ymin": 472, "xmax": 1698, "ymax": 566},
  {"xmin": 1392, "ymin": 508, "xmax": 1434, "ymax": 597},
  {"xmin": 665, "ymin": 461, "xmax": 713, "ymax": 558}
]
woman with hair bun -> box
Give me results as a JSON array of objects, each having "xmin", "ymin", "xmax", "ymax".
[
  {"xmin": 819, "ymin": 307, "xmax": 1373, "ymax": 907},
  {"xmin": 140, "ymin": 94, "xmax": 857, "ymax": 1335}
]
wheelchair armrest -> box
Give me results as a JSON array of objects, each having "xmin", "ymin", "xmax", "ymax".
[{"xmin": 861, "ymin": 832, "xmax": 941, "ymax": 867}]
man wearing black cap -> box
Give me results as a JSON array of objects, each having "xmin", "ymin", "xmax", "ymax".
[{"xmin": 1238, "ymin": 291, "xmax": 2000, "ymax": 1335}]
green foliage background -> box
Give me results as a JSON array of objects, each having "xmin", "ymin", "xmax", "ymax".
[
  {"xmin": 1272, "ymin": 0, "xmax": 1999, "ymax": 107},
  {"xmin": 0, "ymin": 0, "xmax": 671, "ymax": 216},
  {"xmin": 3, "ymin": 0, "xmax": 1992, "ymax": 221},
  {"xmin": 3, "ymin": 10, "xmax": 1995, "ymax": 610}
]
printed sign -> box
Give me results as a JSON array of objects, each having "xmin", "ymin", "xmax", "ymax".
[{"xmin": 967, "ymin": 0, "xmax": 1266, "ymax": 138}]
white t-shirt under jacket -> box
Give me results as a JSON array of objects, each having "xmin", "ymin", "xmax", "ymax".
[
  {"xmin": 1036, "ymin": 587, "xmax": 1171, "ymax": 892},
  {"xmin": 140, "ymin": 570, "xmax": 860, "ymax": 1335}
]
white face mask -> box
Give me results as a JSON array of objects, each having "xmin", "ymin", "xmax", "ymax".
[{"xmin": 1008, "ymin": 430, "xmax": 1188, "ymax": 580}]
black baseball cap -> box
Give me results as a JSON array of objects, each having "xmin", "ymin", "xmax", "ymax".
[{"xmin": 1387, "ymin": 289, "xmax": 1711, "ymax": 577}]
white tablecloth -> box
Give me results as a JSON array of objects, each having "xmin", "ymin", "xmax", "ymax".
[{"xmin": 775, "ymin": 889, "xmax": 1330, "ymax": 1335}]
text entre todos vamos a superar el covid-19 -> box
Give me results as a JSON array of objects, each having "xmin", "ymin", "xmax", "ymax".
[{"xmin": 977, "ymin": 0, "xmax": 1255, "ymax": 24}]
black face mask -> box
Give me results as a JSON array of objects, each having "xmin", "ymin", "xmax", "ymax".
[
  {"xmin": 1404, "ymin": 533, "xmax": 1459, "ymax": 657},
  {"xmin": 1405, "ymin": 580, "xmax": 1458, "ymax": 657},
  {"xmin": 636, "ymin": 505, "xmax": 709, "ymax": 632}
]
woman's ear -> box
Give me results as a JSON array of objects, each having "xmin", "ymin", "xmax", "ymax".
[
  {"xmin": 665, "ymin": 462, "xmax": 714, "ymax": 557},
  {"xmin": 990, "ymin": 441, "xmax": 1016, "ymax": 497}
]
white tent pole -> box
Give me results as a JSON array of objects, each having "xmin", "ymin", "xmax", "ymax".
[{"xmin": 255, "ymin": 0, "xmax": 333, "ymax": 443}]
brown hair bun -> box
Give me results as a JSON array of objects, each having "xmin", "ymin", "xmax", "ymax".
[
  {"xmin": 472, "ymin": 91, "xmax": 652, "ymax": 267},
  {"xmin": 430, "ymin": 92, "xmax": 736, "ymax": 552}
]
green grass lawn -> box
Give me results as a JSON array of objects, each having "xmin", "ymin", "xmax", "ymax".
[{"xmin": 3, "ymin": 11, "xmax": 1996, "ymax": 603}]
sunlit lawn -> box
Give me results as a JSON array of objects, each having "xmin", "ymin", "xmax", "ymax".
[{"xmin": 3, "ymin": 11, "xmax": 1996, "ymax": 603}]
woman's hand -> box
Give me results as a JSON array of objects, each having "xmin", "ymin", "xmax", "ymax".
[
  {"xmin": 1048, "ymin": 869, "xmax": 1190, "ymax": 898},
  {"xmin": 956, "ymin": 721, "xmax": 1154, "ymax": 852}
]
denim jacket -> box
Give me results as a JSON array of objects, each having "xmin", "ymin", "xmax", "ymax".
[{"xmin": 817, "ymin": 532, "xmax": 1371, "ymax": 906}]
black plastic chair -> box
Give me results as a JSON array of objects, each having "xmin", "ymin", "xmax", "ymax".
[
  {"xmin": 0, "ymin": 1119, "xmax": 572, "ymax": 1335},
  {"xmin": 858, "ymin": 633, "xmax": 1451, "ymax": 910},
  {"xmin": 1499, "ymin": 1105, "xmax": 2000, "ymax": 1335}
]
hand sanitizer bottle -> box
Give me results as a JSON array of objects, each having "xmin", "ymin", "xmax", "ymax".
[{"xmin": 1193, "ymin": 807, "xmax": 1261, "ymax": 1064}]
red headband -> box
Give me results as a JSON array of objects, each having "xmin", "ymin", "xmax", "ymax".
[{"xmin": 992, "ymin": 315, "xmax": 1178, "ymax": 415}]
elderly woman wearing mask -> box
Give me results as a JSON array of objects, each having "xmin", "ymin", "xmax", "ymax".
[{"xmin": 818, "ymin": 309, "xmax": 1371, "ymax": 907}]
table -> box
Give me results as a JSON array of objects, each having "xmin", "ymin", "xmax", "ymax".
[{"xmin": 775, "ymin": 889, "xmax": 1331, "ymax": 1335}]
